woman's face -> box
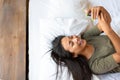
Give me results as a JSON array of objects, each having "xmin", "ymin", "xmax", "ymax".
[{"xmin": 61, "ymin": 35, "xmax": 87, "ymax": 57}]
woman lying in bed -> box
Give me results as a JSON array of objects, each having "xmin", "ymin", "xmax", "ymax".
[{"xmin": 51, "ymin": 6, "xmax": 120, "ymax": 80}]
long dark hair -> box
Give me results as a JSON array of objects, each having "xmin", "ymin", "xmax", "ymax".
[{"xmin": 51, "ymin": 35, "xmax": 92, "ymax": 80}]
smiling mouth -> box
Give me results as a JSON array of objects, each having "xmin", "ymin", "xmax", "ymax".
[
  {"xmin": 80, "ymin": 40, "xmax": 84, "ymax": 45},
  {"xmin": 77, "ymin": 38, "xmax": 83, "ymax": 45},
  {"xmin": 79, "ymin": 40, "xmax": 82, "ymax": 45}
]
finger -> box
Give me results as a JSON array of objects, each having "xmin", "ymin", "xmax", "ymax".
[
  {"xmin": 91, "ymin": 8, "xmax": 94, "ymax": 19},
  {"xmin": 98, "ymin": 13, "xmax": 101, "ymax": 21},
  {"xmin": 93, "ymin": 8, "xmax": 96, "ymax": 19},
  {"xmin": 98, "ymin": 12, "xmax": 103, "ymax": 21},
  {"xmin": 104, "ymin": 15, "xmax": 108, "ymax": 22},
  {"xmin": 94, "ymin": 8, "xmax": 97, "ymax": 19},
  {"xmin": 93, "ymin": 8, "xmax": 95, "ymax": 19},
  {"xmin": 100, "ymin": 13, "xmax": 104, "ymax": 20},
  {"xmin": 96, "ymin": 8, "xmax": 100, "ymax": 18}
]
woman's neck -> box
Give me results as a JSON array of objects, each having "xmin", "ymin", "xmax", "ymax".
[{"xmin": 81, "ymin": 44, "xmax": 94, "ymax": 60}]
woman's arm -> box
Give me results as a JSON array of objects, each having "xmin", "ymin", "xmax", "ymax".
[
  {"xmin": 106, "ymin": 29, "xmax": 120, "ymax": 63},
  {"xmin": 103, "ymin": 25, "xmax": 120, "ymax": 63},
  {"xmin": 90, "ymin": 55, "xmax": 119, "ymax": 74},
  {"xmin": 98, "ymin": 12, "xmax": 120, "ymax": 63}
]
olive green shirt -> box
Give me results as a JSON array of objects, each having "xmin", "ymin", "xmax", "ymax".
[{"xmin": 82, "ymin": 26, "xmax": 120, "ymax": 74}]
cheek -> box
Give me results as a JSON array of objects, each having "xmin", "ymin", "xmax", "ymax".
[
  {"xmin": 73, "ymin": 45, "xmax": 82, "ymax": 53},
  {"xmin": 73, "ymin": 41, "xmax": 87, "ymax": 54}
]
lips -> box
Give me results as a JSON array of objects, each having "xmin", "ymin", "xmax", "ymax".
[
  {"xmin": 77, "ymin": 38, "xmax": 83, "ymax": 45},
  {"xmin": 80, "ymin": 40, "xmax": 83, "ymax": 45}
]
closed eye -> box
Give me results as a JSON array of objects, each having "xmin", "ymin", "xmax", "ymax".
[
  {"xmin": 68, "ymin": 36, "xmax": 73, "ymax": 39},
  {"xmin": 68, "ymin": 36, "xmax": 74, "ymax": 47}
]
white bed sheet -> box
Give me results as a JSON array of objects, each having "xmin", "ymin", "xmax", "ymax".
[{"xmin": 29, "ymin": 0, "xmax": 120, "ymax": 80}]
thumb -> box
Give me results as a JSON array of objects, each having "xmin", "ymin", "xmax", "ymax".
[
  {"xmin": 98, "ymin": 13, "xmax": 101, "ymax": 21},
  {"xmin": 100, "ymin": 13, "xmax": 104, "ymax": 19},
  {"xmin": 98, "ymin": 12, "xmax": 104, "ymax": 21}
]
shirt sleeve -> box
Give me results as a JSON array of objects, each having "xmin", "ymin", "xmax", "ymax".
[
  {"xmin": 82, "ymin": 25, "xmax": 102, "ymax": 39},
  {"xmin": 89, "ymin": 55, "xmax": 119, "ymax": 74}
]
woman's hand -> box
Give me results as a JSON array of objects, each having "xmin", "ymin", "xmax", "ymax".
[
  {"xmin": 86, "ymin": 6, "xmax": 112, "ymax": 32},
  {"xmin": 98, "ymin": 12, "xmax": 111, "ymax": 32},
  {"xmin": 98, "ymin": 6, "xmax": 111, "ymax": 25},
  {"xmin": 86, "ymin": 6, "xmax": 111, "ymax": 24}
]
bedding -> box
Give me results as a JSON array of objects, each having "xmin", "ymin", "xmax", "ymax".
[{"xmin": 29, "ymin": 0, "xmax": 120, "ymax": 80}]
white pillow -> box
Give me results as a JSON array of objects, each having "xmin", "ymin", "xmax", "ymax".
[
  {"xmin": 48, "ymin": 0, "xmax": 90, "ymax": 17},
  {"xmin": 32, "ymin": 0, "xmax": 91, "ymax": 18}
]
